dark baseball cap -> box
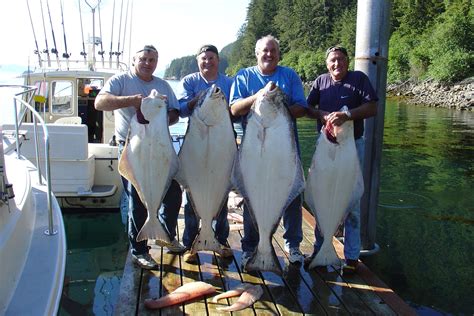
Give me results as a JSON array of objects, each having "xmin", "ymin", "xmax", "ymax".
[
  {"xmin": 325, "ymin": 45, "xmax": 348, "ymax": 58},
  {"xmin": 136, "ymin": 45, "xmax": 158, "ymax": 54},
  {"xmin": 197, "ymin": 44, "xmax": 219, "ymax": 56}
]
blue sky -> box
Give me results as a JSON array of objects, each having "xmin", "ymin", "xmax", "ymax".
[{"xmin": 0, "ymin": 0, "xmax": 250, "ymax": 79}]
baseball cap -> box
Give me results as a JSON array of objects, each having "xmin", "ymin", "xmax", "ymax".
[
  {"xmin": 136, "ymin": 45, "xmax": 158, "ymax": 54},
  {"xmin": 197, "ymin": 44, "xmax": 219, "ymax": 56},
  {"xmin": 325, "ymin": 46, "xmax": 348, "ymax": 58}
]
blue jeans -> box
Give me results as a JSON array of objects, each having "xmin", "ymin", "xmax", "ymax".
[
  {"xmin": 119, "ymin": 143, "xmax": 182, "ymax": 256},
  {"xmin": 241, "ymin": 194, "xmax": 303, "ymax": 253},
  {"xmin": 313, "ymin": 137, "xmax": 365, "ymax": 261},
  {"xmin": 182, "ymin": 193, "xmax": 230, "ymax": 249}
]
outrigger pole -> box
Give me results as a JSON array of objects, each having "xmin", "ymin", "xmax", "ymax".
[
  {"xmin": 109, "ymin": 0, "xmax": 116, "ymax": 68},
  {"xmin": 26, "ymin": 0, "xmax": 42, "ymax": 68},
  {"xmin": 78, "ymin": 0, "xmax": 88, "ymax": 65}
]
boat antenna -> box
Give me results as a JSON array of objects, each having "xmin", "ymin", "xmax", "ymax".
[
  {"xmin": 127, "ymin": 0, "xmax": 133, "ymax": 67},
  {"xmin": 39, "ymin": 0, "xmax": 51, "ymax": 67},
  {"xmin": 78, "ymin": 0, "xmax": 88, "ymax": 64},
  {"xmin": 26, "ymin": 0, "xmax": 43, "ymax": 68},
  {"xmin": 115, "ymin": 0, "xmax": 124, "ymax": 66},
  {"xmin": 109, "ymin": 0, "xmax": 116, "ymax": 68},
  {"xmin": 84, "ymin": 0, "xmax": 101, "ymax": 70},
  {"xmin": 46, "ymin": 0, "xmax": 60, "ymax": 66},
  {"xmin": 97, "ymin": 4, "xmax": 105, "ymax": 67},
  {"xmin": 60, "ymin": 0, "xmax": 70, "ymax": 70},
  {"xmin": 120, "ymin": 0, "xmax": 130, "ymax": 63}
]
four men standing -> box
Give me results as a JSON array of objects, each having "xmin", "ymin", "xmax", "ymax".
[{"xmin": 96, "ymin": 38, "xmax": 378, "ymax": 274}]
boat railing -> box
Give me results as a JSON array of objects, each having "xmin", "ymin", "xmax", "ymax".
[
  {"xmin": 34, "ymin": 58, "xmax": 129, "ymax": 73},
  {"xmin": 1, "ymin": 84, "xmax": 57, "ymax": 236}
]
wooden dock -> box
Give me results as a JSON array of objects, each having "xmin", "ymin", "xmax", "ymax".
[{"xmin": 114, "ymin": 207, "xmax": 416, "ymax": 315}]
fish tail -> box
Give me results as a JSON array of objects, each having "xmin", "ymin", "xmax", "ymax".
[
  {"xmin": 137, "ymin": 217, "xmax": 170, "ymax": 243},
  {"xmin": 191, "ymin": 228, "xmax": 221, "ymax": 253},
  {"xmin": 309, "ymin": 241, "xmax": 340, "ymax": 268},
  {"xmin": 246, "ymin": 244, "xmax": 282, "ymax": 274}
]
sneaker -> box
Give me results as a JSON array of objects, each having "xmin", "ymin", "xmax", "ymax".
[
  {"xmin": 155, "ymin": 238, "xmax": 186, "ymax": 254},
  {"xmin": 131, "ymin": 253, "xmax": 159, "ymax": 270},
  {"xmin": 219, "ymin": 245, "xmax": 233, "ymax": 258},
  {"xmin": 183, "ymin": 251, "xmax": 198, "ymax": 264},
  {"xmin": 342, "ymin": 259, "xmax": 359, "ymax": 275},
  {"xmin": 288, "ymin": 247, "xmax": 304, "ymax": 264},
  {"xmin": 241, "ymin": 251, "xmax": 252, "ymax": 270}
]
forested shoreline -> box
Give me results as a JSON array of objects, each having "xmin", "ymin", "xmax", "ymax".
[{"xmin": 164, "ymin": 0, "xmax": 473, "ymax": 109}]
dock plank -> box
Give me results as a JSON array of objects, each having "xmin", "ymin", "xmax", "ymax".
[{"xmin": 113, "ymin": 203, "xmax": 416, "ymax": 315}]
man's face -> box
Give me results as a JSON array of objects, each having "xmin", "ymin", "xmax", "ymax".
[
  {"xmin": 256, "ymin": 39, "xmax": 280, "ymax": 75},
  {"xmin": 197, "ymin": 51, "xmax": 219, "ymax": 79},
  {"xmin": 134, "ymin": 50, "xmax": 158, "ymax": 79},
  {"xmin": 326, "ymin": 51, "xmax": 348, "ymax": 81}
]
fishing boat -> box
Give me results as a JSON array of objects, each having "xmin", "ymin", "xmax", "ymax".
[
  {"xmin": 0, "ymin": 85, "xmax": 66, "ymax": 315},
  {"xmin": 3, "ymin": 0, "xmax": 149, "ymax": 209}
]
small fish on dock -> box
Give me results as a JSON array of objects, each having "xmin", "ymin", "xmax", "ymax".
[
  {"xmin": 213, "ymin": 283, "xmax": 264, "ymax": 312},
  {"xmin": 144, "ymin": 281, "xmax": 216, "ymax": 309}
]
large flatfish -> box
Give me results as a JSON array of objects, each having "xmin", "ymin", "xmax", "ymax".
[
  {"xmin": 305, "ymin": 107, "xmax": 364, "ymax": 269},
  {"xmin": 232, "ymin": 81, "xmax": 305, "ymax": 274},
  {"xmin": 118, "ymin": 89, "xmax": 178, "ymax": 243},
  {"xmin": 176, "ymin": 84, "xmax": 237, "ymax": 253}
]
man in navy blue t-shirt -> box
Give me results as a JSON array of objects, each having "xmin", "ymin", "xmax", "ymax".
[{"xmin": 306, "ymin": 46, "xmax": 378, "ymax": 274}]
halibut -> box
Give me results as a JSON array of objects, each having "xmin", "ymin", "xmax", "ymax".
[{"xmin": 118, "ymin": 89, "xmax": 178, "ymax": 243}]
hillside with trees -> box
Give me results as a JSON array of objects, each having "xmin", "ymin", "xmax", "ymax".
[{"xmin": 165, "ymin": 0, "xmax": 473, "ymax": 84}]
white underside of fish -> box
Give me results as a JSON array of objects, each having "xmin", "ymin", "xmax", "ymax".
[
  {"xmin": 232, "ymin": 83, "xmax": 304, "ymax": 274},
  {"xmin": 176, "ymin": 86, "xmax": 237, "ymax": 253},
  {"xmin": 118, "ymin": 90, "xmax": 178, "ymax": 243},
  {"xmin": 305, "ymin": 120, "xmax": 364, "ymax": 268}
]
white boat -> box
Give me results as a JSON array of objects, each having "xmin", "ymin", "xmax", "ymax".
[{"xmin": 0, "ymin": 85, "xmax": 66, "ymax": 315}]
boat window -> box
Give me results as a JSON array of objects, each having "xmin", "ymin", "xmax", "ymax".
[{"xmin": 51, "ymin": 80, "xmax": 73, "ymax": 115}]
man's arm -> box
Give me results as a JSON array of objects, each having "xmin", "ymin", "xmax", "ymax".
[
  {"xmin": 95, "ymin": 92, "xmax": 142, "ymax": 111},
  {"xmin": 230, "ymin": 94, "xmax": 257, "ymax": 117},
  {"xmin": 326, "ymin": 100, "xmax": 377, "ymax": 126}
]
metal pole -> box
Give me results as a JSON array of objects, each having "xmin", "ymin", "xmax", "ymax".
[{"xmin": 354, "ymin": 0, "xmax": 391, "ymax": 254}]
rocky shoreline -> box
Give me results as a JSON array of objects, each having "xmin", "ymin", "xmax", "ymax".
[{"xmin": 386, "ymin": 77, "xmax": 474, "ymax": 111}]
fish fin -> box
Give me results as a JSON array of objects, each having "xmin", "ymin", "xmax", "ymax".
[
  {"xmin": 309, "ymin": 241, "xmax": 341, "ymax": 268},
  {"xmin": 246, "ymin": 241, "xmax": 282, "ymax": 274},
  {"xmin": 191, "ymin": 228, "xmax": 221, "ymax": 253},
  {"xmin": 211, "ymin": 283, "xmax": 252, "ymax": 303},
  {"xmin": 137, "ymin": 216, "xmax": 170, "ymax": 243}
]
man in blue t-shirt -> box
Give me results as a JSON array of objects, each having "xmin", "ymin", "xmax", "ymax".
[
  {"xmin": 230, "ymin": 35, "xmax": 308, "ymax": 267},
  {"xmin": 306, "ymin": 46, "xmax": 378, "ymax": 274},
  {"xmin": 95, "ymin": 45, "xmax": 186, "ymax": 270},
  {"xmin": 176, "ymin": 44, "xmax": 234, "ymax": 263}
]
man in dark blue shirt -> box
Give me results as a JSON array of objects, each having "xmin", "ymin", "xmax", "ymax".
[{"xmin": 306, "ymin": 46, "xmax": 378, "ymax": 274}]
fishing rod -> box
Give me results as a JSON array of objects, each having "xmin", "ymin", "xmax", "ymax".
[
  {"xmin": 97, "ymin": 4, "xmax": 105, "ymax": 67},
  {"xmin": 46, "ymin": 0, "xmax": 60, "ymax": 66},
  {"xmin": 26, "ymin": 0, "xmax": 42, "ymax": 68},
  {"xmin": 116, "ymin": 0, "xmax": 124, "ymax": 66},
  {"xmin": 120, "ymin": 0, "xmax": 130, "ymax": 63},
  {"xmin": 60, "ymin": 0, "xmax": 70, "ymax": 70},
  {"xmin": 78, "ymin": 0, "xmax": 88, "ymax": 65},
  {"xmin": 39, "ymin": 0, "xmax": 51, "ymax": 67},
  {"xmin": 109, "ymin": 0, "xmax": 116, "ymax": 68}
]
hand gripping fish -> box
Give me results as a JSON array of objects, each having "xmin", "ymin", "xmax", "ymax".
[
  {"xmin": 176, "ymin": 84, "xmax": 237, "ymax": 254},
  {"xmin": 232, "ymin": 81, "xmax": 305, "ymax": 274},
  {"xmin": 212, "ymin": 283, "xmax": 263, "ymax": 312},
  {"xmin": 144, "ymin": 281, "xmax": 216, "ymax": 309},
  {"xmin": 305, "ymin": 106, "xmax": 364, "ymax": 269},
  {"xmin": 118, "ymin": 89, "xmax": 179, "ymax": 243}
]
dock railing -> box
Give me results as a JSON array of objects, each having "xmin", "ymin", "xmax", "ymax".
[{"xmin": 1, "ymin": 84, "xmax": 57, "ymax": 236}]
